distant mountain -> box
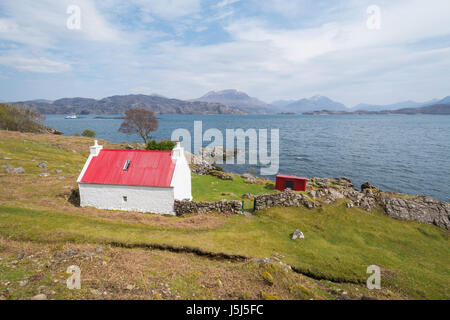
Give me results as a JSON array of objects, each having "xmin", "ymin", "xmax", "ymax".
[
  {"xmin": 193, "ymin": 89, "xmax": 272, "ymax": 113},
  {"xmin": 304, "ymin": 103, "xmax": 450, "ymax": 115},
  {"xmin": 435, "ymin": 96, "xmax": 450, "ymax": 105},
  {"xmin": 12, "ymin": 94, "xmax": 248, "ymax": 115},
  {"xmin": 281, "ymin": 95, "xmax": 347, "ymax": 113},
  {"xmin": 394, "ymin": 103, "xmax": 450, "ymax": 115},
  {"xmin": 271, "ymin": 100, "xmax": 296, "ymax": 108},
  {"xmin": 351, "ymin": 99, "xmax": 438, "ymax": 112}
]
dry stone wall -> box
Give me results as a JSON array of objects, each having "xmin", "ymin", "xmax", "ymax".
[{"xmin": 174, "ymin": 199, "xmax": 242, "ymax": 215}]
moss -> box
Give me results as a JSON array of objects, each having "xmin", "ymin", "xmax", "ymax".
[
  {"xmin": 260, "ymin": 291, "xmax": 281, "ymax": 300},
  {"xmin": 262, "ymin": 271, "xmax": 274, "ymax": 285}
]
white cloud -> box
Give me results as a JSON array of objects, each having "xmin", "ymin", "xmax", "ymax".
[
  {"xmin": 216, "ymin": 0, "xmax": 241, "ymax": 8},
  {"xmin": 130, "ymin": 0, "xmax": 202, "ymax": 20},
  {"xmin": 0, "ymin": 55, "xmax": 72, "ymax": 73}
]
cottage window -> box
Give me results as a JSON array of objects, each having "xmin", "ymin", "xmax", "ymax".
[
  {"xmin": 123, "ymin": 160, "xmax": 131, "ymax": 171},
  {"xmin": 123, "ymin": 196, "xmax": 128, "ymax": 202}
]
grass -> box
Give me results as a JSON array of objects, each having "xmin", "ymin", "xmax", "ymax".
[
  {"xmin": 192, "ymin": 173, "xmax": 276, "ymax": 207},
  {"xmin": 0, "ymin": 130, "xmax": 449, "ymax": 300}
]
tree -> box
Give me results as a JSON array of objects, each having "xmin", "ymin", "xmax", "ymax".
[
  {"xmin": 0, "ymin": 103, "xmax": 45, "ymax": 133},
  {"xmin": 119, "ymin": 108, "xmax": 158, "ymax": 143},
  {"xmin": 146, "ymin": 139, "xmax": 175, "ymax": 151},
  {"xmin": 82, "ymin": 129, "xmax": 96, "ymax": 138}
]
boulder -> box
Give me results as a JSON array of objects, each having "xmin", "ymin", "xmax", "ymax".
[
  {"xmin": 361, "ymin": 182, "xmax": 377, "ymax": 191},
  {"xmin": 37, "ymin": 162, "xmax": 48, "ymax": 170},
  {"xmin": 209, "ymin": 170, "xmax": 234, "ymax": 181},
  {"xmin": 292, "ymin": 230, "xmax": 305, "ymax": 240}
]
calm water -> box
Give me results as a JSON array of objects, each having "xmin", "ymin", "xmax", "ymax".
[{"xmin": 44, "ymin": 114, "xmax": 450, "ymax": 202}]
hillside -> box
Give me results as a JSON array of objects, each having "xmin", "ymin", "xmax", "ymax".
[
  {"xmin": 304, "ymin": 103, "xmax": 450, "ymax": 115},
  {"xmin": 0, "ymin": 130, "xmax": 449, "ymax": 300},
  {"xmin": 281, "ymin": 95, "xmax": 347, "ymax": 113},
  {"xmin": 11, "ymin": 94, "xmax": 248, "ymax": 115},
  {"xmin": 193, "ymin": 90, "xmax": 272, "ymax": 113},
  {"xmin": 394, "ymin": 103, "xmax": 450, "ymax": 115}
]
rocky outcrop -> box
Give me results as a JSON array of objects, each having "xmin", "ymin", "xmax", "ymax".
[
  {"xmin": 307, "ymin": 177, "xmax": 449, "ymax": 230},
  {"xmin": 188, "ymin": 147, "xmax": 240, "ymax": 176},
  {"xmin": 379, "ymin": 195, "xmax": 450, "ymax": 230},
  {"xmin": 254, "ymin": 189, "xmax": 318, "ymax": 210},
  {"xmin": 174, "ymin": 199, "xmax": 242, "ymax": 215}
]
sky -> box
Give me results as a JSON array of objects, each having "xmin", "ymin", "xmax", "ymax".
[{"xmin": 0, "ymin": 0, "xmax": 449, "ymax": 107}]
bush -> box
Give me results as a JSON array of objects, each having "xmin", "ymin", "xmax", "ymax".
[
  {"xmin": 81, "ymin": 129, "xmax": 96, "ymax": 138},
  {"xmin": 146, "ymin": 139, "xmax": 175, "ymax": 151},
  {"xmin": 0, "ymin": 103, "xmax": 45, "ymax": 133}
]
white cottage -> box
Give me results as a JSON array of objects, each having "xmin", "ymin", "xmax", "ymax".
[{"xmin": 77, "ymin": 140, "xmax": 192, "ymax": 215}]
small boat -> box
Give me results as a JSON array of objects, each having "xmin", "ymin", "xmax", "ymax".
[{"xmin": 65, "ymin": 114, "xmax": 78, "ymax": 119}]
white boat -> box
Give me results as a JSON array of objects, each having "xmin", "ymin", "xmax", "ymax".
[{"xmin": 65, "ymin": 114, "xmax": 78, "ymax": 119}]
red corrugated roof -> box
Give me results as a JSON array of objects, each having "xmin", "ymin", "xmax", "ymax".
[
  {"xmin": 81, "ymin": 149, "xmax": 176, "ymax": 187},
  {"xmin": 276, "ymin": 174, "xmax": 307, "ymax": 180}
]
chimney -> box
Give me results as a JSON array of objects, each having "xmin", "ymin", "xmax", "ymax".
[
  {"xmin": 90, "ymin": 140, "xmax": 103, "ymax": 156},
  {"xmin": 171, "ymin": 140, "xmax": 184, "ymax": 160}
]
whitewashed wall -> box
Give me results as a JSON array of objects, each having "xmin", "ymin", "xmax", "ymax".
[
  {"xmin": 171, "ymin": 156, "xmax": 192, "ymax": 201},
  {"xmin": 79, "ymin": 183, "xmax": 175, "ymax": 215}
]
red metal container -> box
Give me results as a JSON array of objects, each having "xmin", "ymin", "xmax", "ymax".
[{"xmin": 275, "ymin": 175, "xmax": 307, "ymax": 192}]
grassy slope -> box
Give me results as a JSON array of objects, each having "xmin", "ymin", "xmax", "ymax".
[{"xmin": 0, "ymin": 130, "xmax": 449, "ymax": 299}]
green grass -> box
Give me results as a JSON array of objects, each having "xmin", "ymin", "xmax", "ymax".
[
  {"xmin": 1, "ymin": 130, "xmax": 449, "ymax": 299},
  {"xmin": 0, "ymin": 202, "xmax": 448, "ymax": 299},
  {"xmin": 192, "ymin": 173, "xmax": 275, "ymax": 207}
]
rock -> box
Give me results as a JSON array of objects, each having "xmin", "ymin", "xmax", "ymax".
[
  {"xmin": 13, "ymin": 167, "xmax": 25, "ymax": 174},
  {"xmin": 31, "ymin": 294, "xmax": 47, "ymax": 300},
  {"xmin": 2, "ymin": 164, "xmax": 14, "ymax": 172},
  {"xmin": 95, "ymin": 246, "xmax": 104, "ymax": 253},
  {"xmin": 37, "ymin": 162, "xmax": 48, "ymax": 170},
  {"xmin": 64, "ymin": 249, "xmax": 77, "ymax": 256},
  {"xmin": 126, "ymin": 284, "xmax": 135, "ymax": 291},
  {"xmin": 346, "ymin": 201, "xmax": 354, "ymax": 208},
  {"xmin": 336, "ymin": 293, "xmax": 351, "ymax": 300},
  {"xmin": 381, "ymin": 195, "xmax": 449, "ymax": 230},
  {"xmin": 39, "ymin": 173, "xmax": 50, "ymax": 177},
  {"xmin": 19, "ymin": 280, "xmax": 28, "ymax": 287},
  {"xmin": 292, "ymin": 229, "xmax": 305, "ymax": 240},
  {"xmin": 90, "ymin": 289, "xmax": 102, "ymax": 295},
  {"xmin": 209, "ymin": 170, "xmax": 234, "ymax": 181},
  {"xmin": 55, "ymin": 168, "xmax": 63, "ymax": 173},
  {"xmin": 242, "ymin": 193, "xmax": 254, "ymax": 199},
  {"xmin": 334, "ymin": 177, "xmax": 355, "ymax": 189},
  {"xmin": 254, "ymin": 189, "xmax": 318, "ymax": 211},
  {"xmin": 17, "ymin": 251, "xmax": 25, "ymax": 260},
  {"xmin": 361, "ymin": 182, "xmax": 377, "ymax": 191}
]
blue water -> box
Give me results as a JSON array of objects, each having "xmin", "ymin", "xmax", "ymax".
[{"xmin": 44, "ymin": 114, "xmax": 450, "ymax": 202}]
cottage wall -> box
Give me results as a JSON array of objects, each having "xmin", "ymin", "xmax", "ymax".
[
  {"xmin": 171, "ymin": 152, "xmax": 192, "ymax": 201},
  {"xmin": 78, "ymin": 183, "xmax": 175, "ymax": 215}
]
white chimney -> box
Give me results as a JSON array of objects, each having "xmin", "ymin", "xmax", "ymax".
[
  {"xmin": 90, "ymin": 140, "xmax": 103, "ymax": 156},
  {"xmin": 171, "ymin": 140, "xmax": 184, "ymax": 160}
]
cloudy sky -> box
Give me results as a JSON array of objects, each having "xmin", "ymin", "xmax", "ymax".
[{"xmin": 0, "ymin": 0, "xmax": 449, "ymax": 106}]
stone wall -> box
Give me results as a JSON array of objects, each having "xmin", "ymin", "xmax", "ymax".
[
  {"xmin": 174, "ymin": 199, "xmax": 242, "ymax": 215},
  {"xmin": 254, "ymin": 189, "xmax": 318, "ymax": 210}
]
